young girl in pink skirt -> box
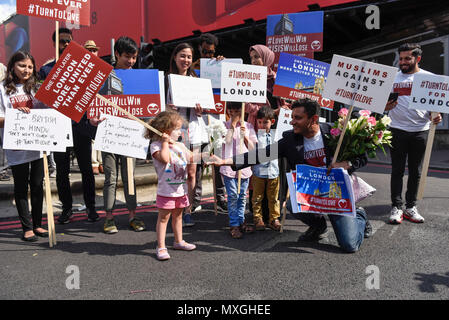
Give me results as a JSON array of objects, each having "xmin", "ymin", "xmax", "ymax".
[{"xmin": 146, "ymin": 111, "xmax": 202, "ymax": 261}]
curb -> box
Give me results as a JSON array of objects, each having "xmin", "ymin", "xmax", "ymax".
[{"xmin": 369, "ymin": 160, "xmax": 449, "ymax": 172}]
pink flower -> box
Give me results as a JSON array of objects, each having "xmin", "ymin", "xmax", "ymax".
[
  {"xmin": 377, "ymin": 131, "xmax": 383, "ymax": 139},
  {"xmin": 338, "ymin": 108, "xmax": 348, "ymax": 118},
  {"xmin": 330, "ymin": 128, "xmax": 341, "ymax": 137},
  {"xmin": 359, "ymin": 110, "xmax": 371, "ymax": 117},
  {"xmin": 367, "ymin": 116, "xmax": 377, "ymax": 126}
]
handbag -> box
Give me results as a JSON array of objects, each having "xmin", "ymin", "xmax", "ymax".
[{"xmin": 350, "ymin": 173, "xmax": 376, "ymax": 203}]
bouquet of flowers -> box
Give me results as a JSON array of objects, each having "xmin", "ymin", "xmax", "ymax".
[
  {"xmin": 205, "ymin": 117, "xmax": 227, "ymax": 155},
  {"xmin": 328, "ymin": 108, "xmax": 392, "ymax": 161}
]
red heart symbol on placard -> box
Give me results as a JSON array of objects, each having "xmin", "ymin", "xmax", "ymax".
[
  {"xmin": 215, "ymin": 103, "xmax": 224, "ymax": 112},
  {"xmin": 147, "ymin": 103, "xmax": 159, "ymax": 115}
]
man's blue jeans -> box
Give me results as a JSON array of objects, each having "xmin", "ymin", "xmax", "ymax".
[
  {"xmin": 223, "ymin": 176, "xmax": 249, "ymax": 227},
  {"xmin": 288, "ymin": 200, "xmax": 366, "ymax": 253}
]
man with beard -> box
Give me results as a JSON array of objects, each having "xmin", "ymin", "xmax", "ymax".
[
  {"xmin": 39, "ymin": 28, "xmax": 100, "ymax": 224},
  {"xmin": 385, "ymin": 43, "xmax": 442, "ymax": 225},
  {"xmin": 208, "ymin": 98, "xmax": 373, "ymax": 253}
]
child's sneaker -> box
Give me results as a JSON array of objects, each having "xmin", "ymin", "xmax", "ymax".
[
  {"xmin": 156, "ymin": 247, "xmax": 170, "ymax": 261},
  {"xmin": 103, "ymin": 218, "xmax": 118, "ymax": 234},
  {"xmin": 388, "ymin": 206, "xmax": 403, "ymax": 224},
  {"xmin": 173, "ymin": 240, "xmax": 196, "ymax": 251},
  {"xmin": 404, "ymin": 206, "xmax": 425, "ymax": 223}
]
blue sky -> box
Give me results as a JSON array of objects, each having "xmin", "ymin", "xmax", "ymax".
[{"xmin": 0, "ymin": 0, "xmax": 16, "ymax": 24}]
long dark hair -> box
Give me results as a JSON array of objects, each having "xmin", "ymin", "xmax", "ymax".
[
  {"xmin": 168, "ymin": 43, "xmax": 197, "ymax": 77},
  {"xmin": 4, "ymin": 51, "xmax": 39, "ymax": 96}
]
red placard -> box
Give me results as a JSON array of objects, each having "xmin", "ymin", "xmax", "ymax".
[
  {"xmin": 17, "ymin": 0, "xmax": 90, "ymax": 27},
  {"xmin": 35, "ymin": 41, "xmax": 113, "ymax": 122},
  {"xmin": 87, "ymin": 94, "xmax": 162, "ymax": 119},
  {"xmin": 203, "ymin": 94, "xmax": 226, "ymax": 115},
  {"xmin": 273, "ymin": 84, "xmax": 334, "ymax": 110}
]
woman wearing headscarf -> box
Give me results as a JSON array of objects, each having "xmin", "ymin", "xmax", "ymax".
[{"xmin": 245, "ymin": 44, "xmax": 290, "ymax": 131}]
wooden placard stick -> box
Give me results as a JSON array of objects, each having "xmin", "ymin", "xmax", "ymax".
[
  {"xmin": 42, "ymin": 21, "xmax": 60, "ymax": 247},
  {"xmin": 417, "ymin": 112, "xmax": 438, "ymax": 200},
  {"xmin": 43, "ymin": 153, "xmax": 56, "ymax": 247},
  {"xmin": 237, "ymin": 102, "xmax": 245, "ymax": 194},
  {"xmin": 208, "ymin": 115, "xmax": 218, "ymax": 216},
  {"xmin": 331, "ymin": 105, "xmax": 354, "ymax": 165},
  {"xmin": 280, "ymin": 190, "xmax": 290, "ymax": 233}
]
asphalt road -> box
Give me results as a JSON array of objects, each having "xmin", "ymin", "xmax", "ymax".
[{"xmin": 0, "ymin": 163, "xmax": 448, "ymax": 302}]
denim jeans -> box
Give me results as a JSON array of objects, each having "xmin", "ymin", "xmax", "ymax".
[
  {"xmin": 288, "ymin": 200, "xmax": 366, "ymax": 253},
  {"xmin": 223, "ymin": 175, "xmax": 249, "ymax": 227}
]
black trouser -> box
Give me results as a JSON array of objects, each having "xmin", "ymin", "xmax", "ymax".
[
  {"xmin": 54, "ymin": 131, "xmax": 95, "ymax": 211},
  {"xmin": 390, "ymin": 128, "xmax": 428, "ymax": 209},
  {"xmin": 11, "ymin": 159, "xmax": 44, "ymax": 232}
]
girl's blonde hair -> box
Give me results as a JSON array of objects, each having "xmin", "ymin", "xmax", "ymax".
[{"xmin": 144, "ymin": 111, "xmax": 185, "ymax": 141}]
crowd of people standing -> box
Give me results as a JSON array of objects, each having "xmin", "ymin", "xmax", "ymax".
[{"xmin": 0, "ymin": 28, "xmax": 441, "ymax": 260}]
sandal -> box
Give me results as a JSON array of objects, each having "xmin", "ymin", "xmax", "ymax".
[
  {"xmin": 254, "ymin": 218, "xmax": 266, "ymax": 231},
  {"xmin": 240, "ymin": 222, "xmax": 255, "ymax": 234},
  {"xmin": 268, "ymin": 219, "xmax": 281, "ymax": 231},
  {"xmin": 173, "ymin": 240, "xmax": 196, "ymax": 251},
  {"xmin": 156, "ymin": 247, "xmax": 170, "ymax": 261},
  {"xmin": 230, "ymin": 226, "xmax": 243, "ymax": 239}
]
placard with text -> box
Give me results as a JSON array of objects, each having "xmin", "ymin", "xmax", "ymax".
[
  {"xmin": 93, "ymin": 114, "xmax": 149, "ymax": 159},
  {"xmin": 3, "ymin": 108, "xmax": 72, "ymax": 152},
  {"xmin": 409, "ymin": 73, "xmax": 449, "ymax": 114},
  {"xmin": 35, "ymin": 41, "xmax": 113, "ymax": 122},
  {"xmin": 322, "ymin": 55, "xmax": 397, "ymax": 114},
  {"xmin": 220, "ymin": 63, "xmax": 267, "ymax": 103},
  {"xmin": 274, "ymin": 53, "xmax": 334, "ymax": 110},
  {"xmin": 17, "ymin": 0, "xmax": 91, "ymax": 26}
]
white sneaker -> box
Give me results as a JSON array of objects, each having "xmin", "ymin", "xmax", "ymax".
[
  {"xmin": 389, "ymin": 207, "xmax": 403, "ymax": 224},
  {"xmin": 193, "ymin": 205, "xmax": 202, "ymax": 212},
  {"xmin": 404, "ymin": 206, "xmax": 425, "ymax": 223}
]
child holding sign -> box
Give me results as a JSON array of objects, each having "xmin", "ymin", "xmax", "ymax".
[
  {"xmin": 221, "ymin": 102, "xmax": 257, "ymax": 239},
  {"xmin": 0, "ymin": 51, "xmax": 48, "ymax": 242},
  {"xmin": 146, "ymin": 111, "xmax": 198, "ymax": 261}
]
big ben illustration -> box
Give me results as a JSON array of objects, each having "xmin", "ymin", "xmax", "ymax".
[
  {"xmin": 274, "ymin": 14, "xmax": 294, "ymax": 35},
  {"xmin": 329, "ymin": 182, "xmax": 342, "ymax": 198}
]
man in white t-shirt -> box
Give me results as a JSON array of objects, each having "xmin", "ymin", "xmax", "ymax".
[{"xmin": 385, "ymin": 43, "xmax": 442, "ymax": 224}]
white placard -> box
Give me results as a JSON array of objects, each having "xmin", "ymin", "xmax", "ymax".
[
  {"xmin": 274, "ymin": 108, "xmax": 293, "ymax": 142},
  {"xmin": 159, "ymin": 71, "xmax": 166, "ymax": 112},
  {"xmin": 200, "ymin": 58, "xmax": 243, "ymax": 88},
  {"xmin": 93, "ymin": 114, "xmax": 149, "ymax": 159},
  {"xmin": 409, "ymin": 73, "xmax": 449, "ymax": 114},
  {"xmin": 168, "ymin": 74, "xmax": 215, "ymax": 109},
  {"xmin": 322, "ymin": 55, "xmax": 397, "ymax": 114},
  {"xmin": 220, "ymin": 62, "xmax": 267, "ymax": 103},
  {"xmin": 3, "ymin": 108, "xmax": 72, "ymax": 152}
]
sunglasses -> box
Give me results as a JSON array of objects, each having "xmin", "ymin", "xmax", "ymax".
[
  {"xmin": 87, "ymin": 48, "xmax": 98, "ymax": 53},
  {"xmin": 59, "ymin": 39, "xmax": 71, "ymax": 45},
  {"xmin": 202, "ymin": 49, "xmax": 215, "ymax": 55}
]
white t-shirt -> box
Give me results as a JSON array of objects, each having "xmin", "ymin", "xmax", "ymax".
[
  {"xmin": 0, "ymin": 83, "xmax": 43, "ymax": 166},
  {"xmin": 150, "ymin": 140, "xmax": 188, "ymax": 197},
  {"xmin": 304, "ymin": 130, "xmax": 326, "ymax": 167},
  {"xmin": 389, "ymin": 69, "xmax": 432, "ymax": 132}
]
